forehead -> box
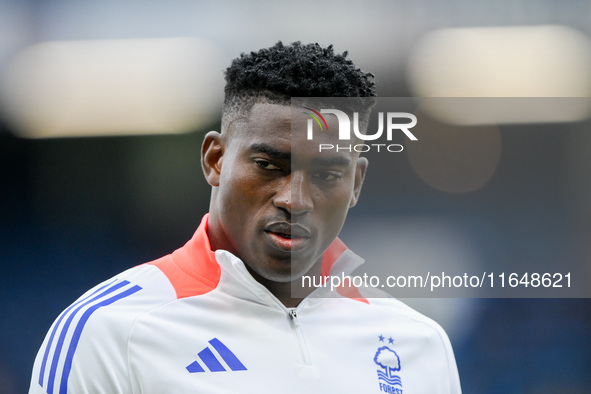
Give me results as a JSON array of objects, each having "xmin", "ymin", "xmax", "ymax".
[
  {"xmin": 236, "ymin": 103, "xmax": 292, "ymax": 138},
  {"xmin": 229, "ymin": 102, "xmax": 356, "ymax": 161}
]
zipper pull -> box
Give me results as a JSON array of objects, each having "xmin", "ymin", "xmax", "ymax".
[{"xmin": 289, "ymin": 309, "xmax": 297, "ymax": 320}]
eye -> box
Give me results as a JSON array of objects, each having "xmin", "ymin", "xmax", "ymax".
[
  {"xmin": 313, "ymin": 171, "xmax": 342, "ymax": 182},
  {"xmin": 255, "ymin": 159, "xmax": 282, "ymax": 171}
]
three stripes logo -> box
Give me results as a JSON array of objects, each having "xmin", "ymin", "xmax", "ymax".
[
  {"xmin": 37, "ymin": 279, "xmax": 142, "ymax": 394},
  {"xmin": 186, "ymin": 338, "xmax": 247, "ymax": 373}
]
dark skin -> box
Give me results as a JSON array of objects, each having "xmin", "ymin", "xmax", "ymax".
[{"xmin": 201, "ymin": 103, "xmax": 367, "ymax": 307}]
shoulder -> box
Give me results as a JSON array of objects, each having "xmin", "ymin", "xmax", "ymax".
[
  {"xmin": 30, "ymin": 262, "xmax": 178, "ymax": 394},
  {"xmin": 369, "ymin": 296, "xmax": 445, "ymax": 326},
  {"xmin": 366, "ymin": 296, "xmax": 453, "ymax": 346},
  {"xmin": 75, "ymin": 261, "xmax": 179, "ymax": 326},
  {"xmin": 45, "ymin": 260, "xmax": 183, "ymax": 358}
]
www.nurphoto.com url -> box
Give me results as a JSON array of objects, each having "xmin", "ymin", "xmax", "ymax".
[{"xmin": 302, "ymin": 272, "xmax": 572, "ymax": 292}]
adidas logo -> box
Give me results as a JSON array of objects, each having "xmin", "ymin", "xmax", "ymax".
[{"xmin": 186, "ymin": 338, "xmax": 247, "ymax": 373}]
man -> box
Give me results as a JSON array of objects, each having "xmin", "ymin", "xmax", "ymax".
[{"xmin": 30, "ymin": 42, "xmax": 461, "ymax": 393}]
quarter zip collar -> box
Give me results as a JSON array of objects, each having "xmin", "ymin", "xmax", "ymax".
[
  {"xmin": 152, "ymin": 214, "xmax": 366, "ymax": 304},
  {"xmin": 214, "ymin": 246, "xmax": 366, "ymax": 309}
]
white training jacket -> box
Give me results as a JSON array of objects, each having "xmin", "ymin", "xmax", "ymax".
[{"xmin": 30, "ymin": 215, "xmax": 461, "ymax": 394}]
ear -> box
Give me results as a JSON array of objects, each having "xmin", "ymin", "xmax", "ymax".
[
  {"xmin": 201, "ymin": 131, "xmax": 224, "ymax": 187},
  {"xmin": 349, "ymin": 156, "xmax": 368, "ymax": 208}
]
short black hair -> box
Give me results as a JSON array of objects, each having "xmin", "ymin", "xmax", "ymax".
[{"xmin": 222, "ymin": 41, "xmax": 376, "ymax": 130}]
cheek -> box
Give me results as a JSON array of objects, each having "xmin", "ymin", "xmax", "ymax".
[
  {"xmin": 315, "ymin": 182, "xmax": 355, "ymax": 229},
  {"xmin": 316, "ymin": 192, "xmax": 349, "ymax": 222},
  {"xmin": 217, "ymin": 166, "xmax": 249, "ymax": 214},
  {"xmin": 314, "ymin": 178, "xmax": 355, "ymax": 209},
  {"xmin": 218, "ymin": 166, "xmax": 264, "ymax": 216}
]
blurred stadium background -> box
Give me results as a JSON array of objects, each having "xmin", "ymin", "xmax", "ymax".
[{"xmin": 1, "ymin": 0, "xmax": 590, "ymax": 392}]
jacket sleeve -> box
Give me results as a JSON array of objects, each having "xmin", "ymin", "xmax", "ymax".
[
  {"xmin": 440, "ymin": 327, "xmax": 462, "ymax": 394},
  {"xmin": 29, "ymin": 278, "xmax": 143, "ymax": 394}
]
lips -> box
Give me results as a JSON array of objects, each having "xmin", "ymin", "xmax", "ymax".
[{"xmin": 264, "ymin": 222, "xmax": 311, "ymax": 252}]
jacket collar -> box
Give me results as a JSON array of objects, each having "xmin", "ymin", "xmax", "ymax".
[{"xmin": 161, "ymin": 214, "xmax": 366, "ymax": 302}]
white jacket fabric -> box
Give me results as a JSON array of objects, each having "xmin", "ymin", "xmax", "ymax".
[{"xmin": 30, "ymin": 215, "xmax": 461, "ymax": 394}]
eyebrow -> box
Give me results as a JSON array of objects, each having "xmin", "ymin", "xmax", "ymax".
[
  {"xmin": 249, "ymin": 143, "xmax": 290, "ymax": 160},
  {"xmin": 312, "ymin": 156, "xmax": 352, "ymax": 167},
  {"xmin": 249, "ymin": 143, "xmax": 352, "ymax": 167}
]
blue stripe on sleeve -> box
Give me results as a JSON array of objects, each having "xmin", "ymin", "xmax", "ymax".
[
  {"xmin": 38, "ymin": 279, "xmax": 117, "ymax": 387},
  {"xmin": 45, "ymin": 280, "xmax": 130, "ymax": 394},
  {"xmin": 58, "ymin": 284, "xmax": 142, "ymax": 394}
]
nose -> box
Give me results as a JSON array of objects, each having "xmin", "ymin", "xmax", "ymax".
[{"xmin": 273, "ymin": 172, "xmax": 313, "ymax": 216}]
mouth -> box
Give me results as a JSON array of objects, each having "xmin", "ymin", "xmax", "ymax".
[{"xmin": 264, "ymin": 222, "xmax": 311, "ymax": 252}]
